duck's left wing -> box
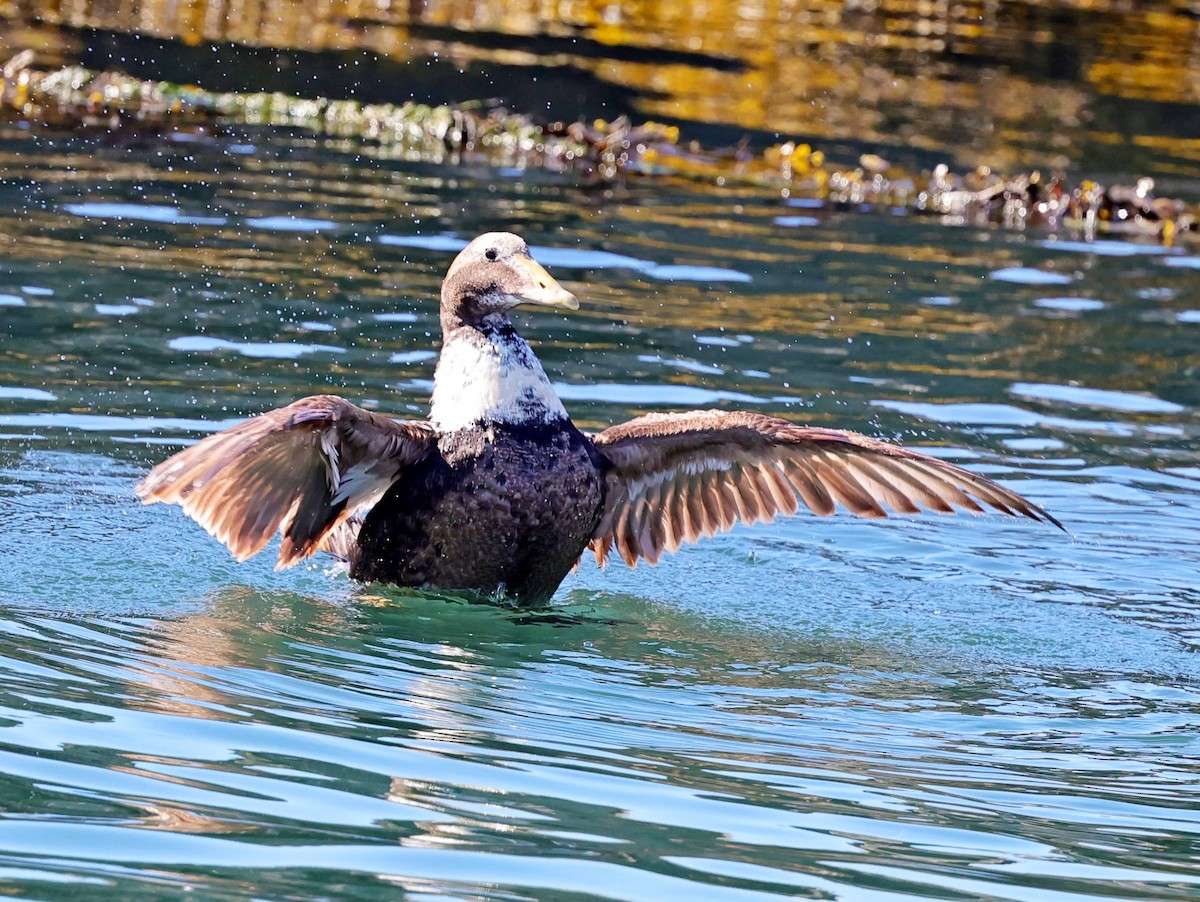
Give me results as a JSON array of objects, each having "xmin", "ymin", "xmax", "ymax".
[
  {"xmin": 137, "ymin": 395, "xmax": 436, "ymax": 568},
  {"xmin": 589, "ymin": 410, "xmax": 1061, "ymax": 567}
]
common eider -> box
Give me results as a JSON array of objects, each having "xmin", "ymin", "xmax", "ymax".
[{"xmin": 138, "ymin": 232, "xmax": 1061, "ymax": 605}]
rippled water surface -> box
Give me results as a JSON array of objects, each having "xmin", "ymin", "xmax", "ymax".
[{"xmin": 1, "ymin": 124, "xmax": 1200, "ymax": 900}]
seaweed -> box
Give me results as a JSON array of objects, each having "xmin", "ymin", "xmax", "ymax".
[{"xmin": 2, "ymin": 51, "xmax": 1195, "ymax": 244}]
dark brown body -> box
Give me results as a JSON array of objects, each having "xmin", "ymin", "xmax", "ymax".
[{"xmin": 352, "ymin": 421, "xmax": 607, "ymax": 605}]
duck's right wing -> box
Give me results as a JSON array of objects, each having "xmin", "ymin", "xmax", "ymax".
[
  {"xmin": 589, "ymin": 410, "xmax": 1061, "ymax": 567},
  {"xmin": 137, "ymin": 395, "xmax": 436, "ymax": 568}
]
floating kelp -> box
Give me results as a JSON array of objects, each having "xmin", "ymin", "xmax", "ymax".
[
  {"xmin": 2, "ymin": 52, "xmax": 1196, "ymax": 244},
  {"xmin": 0, "ymin": 51, "xmax": 217, "ymax": 135}
]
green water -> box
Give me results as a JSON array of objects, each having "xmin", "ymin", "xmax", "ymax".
[{"xmin": 0, "ymin": 125, "xmax": 1199, "ymax": 899}]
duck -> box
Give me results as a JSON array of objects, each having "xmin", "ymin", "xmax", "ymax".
[{"xmin": 137, "ymin": 231, "xmax": 1061, "ymax": 606}]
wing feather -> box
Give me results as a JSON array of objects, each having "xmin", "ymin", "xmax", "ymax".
[
  {"xmin": 589, "ymin": 409, "xmax": 1061, "ymax": 567},
  {"xmin": 761, "ymin": 462, "xmax": 800, "ymax": 518},
  {"xmin": 598, "ymin": 534, "xmax": 614, "ymax": 568},
  {"xmin": 684, "ymin": 478, "xmax": 705, "ymax": 543},
  {"xmin": 614, "ymin": 500, "xmax": 637, "ymax": 567},
  {"xmin": 813, "ymin": 454, "xmax": 888, "ymax": 518},
  {"xmin": 869, "ymin": 456, "xmax": 958, "ymax": 513},
  {"xmin": 137, "ymin": 395, "xmax": 435, "ymax": 568},
  {"xmin": 729, "ymin": 465, "xmax": 761, "ymax": 523},
  {"xmin": 700, "ymin": 472, "xmax": 724, "ymax": 534},
  {"xmin": 842, "ymin": 457, "xmax": 928, "ymax": 515},
  {"xmin": 746, "ymin": 464, "xmax": 780, "ymax": 523},
  {"xmin": 686, "ymin": 478, "xmax": 710, "ymax": 541},
  {"xmin": 783, "ymin": 458, "xmax": 838, "ymax": 516},
  {"xmin": 636, "ymin": 479, "xmax": 660, "ymax": 562},
  {"xmin": 714, "ymin": 475, "xmax": 743, "ymax": 529}
]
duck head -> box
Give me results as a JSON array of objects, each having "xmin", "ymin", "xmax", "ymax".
[{"xmin": 441, "ymin": 232, "xmax": 578, "ymax": 330}]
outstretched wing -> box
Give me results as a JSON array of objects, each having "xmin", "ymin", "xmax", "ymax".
[
  {"xmin": 590, "ymin": 410, "xmax": 1061, "ymax": 567},
  {"xmin": 137, "ymin": 395, "xmax": 436, "ymax": 568}
]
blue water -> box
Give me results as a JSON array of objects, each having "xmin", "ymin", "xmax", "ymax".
[{"xmin": 0, "ymin": 125, "xmax": 1199, "ymax": 899}]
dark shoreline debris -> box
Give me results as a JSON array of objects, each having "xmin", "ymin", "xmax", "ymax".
[{"xmin": 2, "ymin": 52, "xmax": 1196, "ymax": 245}]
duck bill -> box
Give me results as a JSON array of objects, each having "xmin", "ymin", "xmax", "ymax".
[{"xmin": 513, "ymin": 255, "xmax": 579, "ymax": 310}]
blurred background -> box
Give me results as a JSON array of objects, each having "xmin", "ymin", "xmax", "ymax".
[{"xmin": 4, "ymin": 0, "xmax": 1200, "ymax": 176}]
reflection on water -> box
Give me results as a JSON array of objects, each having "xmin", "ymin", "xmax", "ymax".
[
  {"xmin": 0, "ymin": 574, "xmax": 1198, "ymax": 898},
  {"xmin": 6, "ymin": 1, "xmax": 1200, "ymax": 176},
  {"xmin": 1, "ymin": 115, "xmax": 1199, "ymax": 898}
]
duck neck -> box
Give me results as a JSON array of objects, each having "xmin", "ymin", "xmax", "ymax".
[{"xmin": 429, "ymin": 314, "xmax": 568, "ymax": 432}]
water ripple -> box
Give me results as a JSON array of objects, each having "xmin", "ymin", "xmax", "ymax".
[
  {"xmin": 62, "ymin": 202, "xmax": 227, "ymax": 226},
  {"xmin": 990, "ymin": 267, "xmax": 1074, "ymax": 285},
  {"xmin": 246, "ymin": 216, "xmax": 339, "ymax": 233},
  {"xmin": 1009, "ymin": 382, "xmax": 1185, "ymax": 415},
  {"xmin": 2, "ymin": 130, "xmax": 1200, "ymax": 901},
  {"xmin": 378, "ymin": 234, "xmax": 753, "ymax": 281},
  {"xmin": 167, "ymin": 336, "xmax": 346, "ymax": 359},
  {"xmin": 871, "ymin": 399, "xmax": 1142, "ymax": 437},
  {"xmin": 1032, "ymin": 297, "xmax": 1105, "ymax": 312}
]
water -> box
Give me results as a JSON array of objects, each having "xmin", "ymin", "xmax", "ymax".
[
  {"xmin": 12, "ymin": 0, "xmax": 1200, "ymax": 181},
  {"xmin": 1, "ymin": 123, "xmax": 1200, "ymax": 900}
]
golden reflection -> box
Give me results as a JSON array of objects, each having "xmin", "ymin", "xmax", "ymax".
[
  {"xmin": 0, "ymin": 111, "xmax": 1192, "ymax": 427},
  {"xmin": 4, "ymin": 0, "xmax": 1198, "ymax": 172}
]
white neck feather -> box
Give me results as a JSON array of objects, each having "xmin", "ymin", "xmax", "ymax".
[{"xmin": 429, "ymin": 328, "xmax": 567, "ymax": 431}]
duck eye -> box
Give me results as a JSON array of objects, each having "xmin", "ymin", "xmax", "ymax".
[{"xmin": 485, "ymin": 248, "xmax": 498, "ymax": 261}]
